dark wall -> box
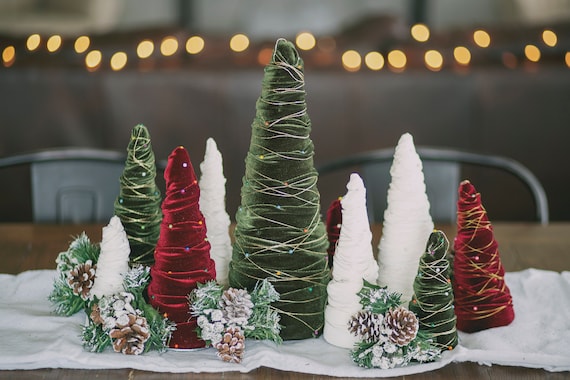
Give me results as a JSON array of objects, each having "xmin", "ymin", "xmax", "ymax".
[{"xmin": 1, "ymin": 66, "xmax": 568, "ymax": 222}]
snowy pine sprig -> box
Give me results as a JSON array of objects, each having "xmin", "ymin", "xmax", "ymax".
[
  {"xmin": 49, "ymin": 233, "xmax": 100, "ymax": 316},
  {"xmin": 83, "ymin": 269, "xmax": 175, "ymax": 354},
  {"xmin": 189, "ymin": 279, "xmax": 282, "ymax": 354},
  {"xmin": 357, "ymin": 280, "xmax": 402, "ymax": 315},
  {"xmin": 349, "ymin": 281, "xmax": 440, "ymax": 369}
]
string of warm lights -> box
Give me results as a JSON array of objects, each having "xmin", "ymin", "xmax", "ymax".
[{"xmin": 1, "ymin": 23, "xmax": 569, "ymax": 72}]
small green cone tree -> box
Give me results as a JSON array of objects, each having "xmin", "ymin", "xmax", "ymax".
[
  {"xmin": 409, "ymin": 230, "xmax": 458, "ymax": 351},
  {"xmin": 114, "ymin": 124, "xmax": 162, "ymax": 265},
  {"xmin": 229, "ymin": 39, "xmax": 330, "ymax": 340}
]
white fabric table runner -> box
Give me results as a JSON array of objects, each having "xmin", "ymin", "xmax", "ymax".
[{"xmin": 0, "ymin": 268, "xmax": 569, "ymax": 377}]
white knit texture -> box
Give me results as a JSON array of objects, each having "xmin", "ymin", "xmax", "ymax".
[
  {"xmin": 377, "ymin": 133, "xmax": 434, "ymax": 303},
  {"xmin": 90, "ymin": 215, "xmax": 130, "ymax": 299},
  {"xmin": 324, "ymin": 173, "xmax": 379, "ymax": 348},
  {"xmin": 199, "ymin": 138, "xmax": 232, "ymax": 287}
]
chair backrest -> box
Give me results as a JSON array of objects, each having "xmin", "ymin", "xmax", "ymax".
[
  {"xmin": 0, "ymin": 148, "xmax": 126, "ymax": 223},
  {"xmin": 317, "ymin": 147, "xmax": 549, "ymax": 225}
]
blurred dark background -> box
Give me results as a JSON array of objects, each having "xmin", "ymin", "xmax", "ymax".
[{"xmin": 1, "ymin": 0, "xmax": 569, "ymax": 222}]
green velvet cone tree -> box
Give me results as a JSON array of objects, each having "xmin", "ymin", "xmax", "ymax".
[
  {"xmin": 409, "ymin": 230, "xmax": 458, "ymax": 352},
  {"xmin": 114, "ymin": 124, "xmax": 162, "ymax": 265},
  {"xmin": 228, "ymin": 39, "xmax": 330, "ymax": 340}
]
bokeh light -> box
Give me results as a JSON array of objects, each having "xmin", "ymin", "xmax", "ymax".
[
  {"xmin": 2, "ymin": 46, "xmax": 15, "ymax": 67},
  {"xmin": 85, "ymin": 50, "xmax": 102, "ymax": 71},
  {"xmin": 46, "ymin": 35, "xmax": 62, "ymax": 53},
  {"xmin": 453, "ymin": 46, "xmax": 471, "ymax": 65},
  {"xmin": 473, "ymin": 30, "xmax": 491, "ymax": 48},
  {"xmin": 186, "ymin": 36, "xmax": 205, "ymax": 54},
  {"xmin": 542, "ymin": 30, "xmax": 557, "ymax": 47},
  {"xmin": 110, "ymin": 52, "xmax": 127, "ymax": 71},
  {"xmin": 137, "ymin": 40, "xmax": 154, "ymax": 59},
  {"xmin": 411, "ymin": 24, "xmax": 430, "ymax": 42},
  {"xmin": 425, "ymin": 50, "xmax": 443, "ymax": 71},
  {"xmin": 524, "ymin": 44, "xmax": 541, "ymax": 62},
  {"xmin": 26, "ymin": 34, "xmax": 41, "ymax": 51},
  {"xmin": 342, "ymin": 50, "xmax": 361, "ymax": 72},
  {"xmin": 296, "ymin": 32, "xmax": 316, "ymax": 51},
  {"xmin": 160, "ymin": 36, "xmax": 178, "ymax": 56},
  {"xmin": 387, "ymin": 50, "xmax": 407, "ymax": 70},
  {"xmin": 230, "ymin": 34, "xmax": 249, "ymax": 52},
  {"xmin": 74, "ymin": 36, "xmax": 90, "ymax": 54},
  {"xmin": 364, "ymin": 51, "xmax": 384, "ymax": 70}
]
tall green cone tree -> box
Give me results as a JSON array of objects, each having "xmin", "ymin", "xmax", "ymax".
[
  {"xmin": 114, "ymin": 124, "xmax": 162, "ymax": 265},
  {"xmin": 229, "ymin": 39, "xmax": 331, "ymax": 340},
  {"xmin": 409, "ymin": 230, "xmax": 458, "ymax": 351}
]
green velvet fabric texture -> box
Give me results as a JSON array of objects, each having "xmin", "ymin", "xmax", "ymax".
[
  {"xmin": 114, "ymin": 124, "xmax": 162, "ymax": 265},
  {"xmin": 409, "ymin": 230, "xmax": 458, "ymax": 351},
  {"xmin": 228, "ymin": 39, "xmax": 330, "ymax": 340}
]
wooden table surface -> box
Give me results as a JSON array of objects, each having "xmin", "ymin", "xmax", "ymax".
[{"xmin": 1, "ymin": 222, "xmax": 569, "ymax": 379}]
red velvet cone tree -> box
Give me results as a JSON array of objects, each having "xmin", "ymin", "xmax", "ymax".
[
  {"xmin": 453, "ymin": 180, "xmax": 514, "ymax": 333},
  {"xmin": 325, "ymin": 197, "xmax": 342, "ymax": 268},
  {"xmin": 147, "ymin": 146, "xmax": 216, "ymax": 349}
]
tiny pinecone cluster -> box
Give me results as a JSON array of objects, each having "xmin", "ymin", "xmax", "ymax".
[
  {"xmin": 189, "ymin": 279, "xmax": 281, "ymax": 363},
  {"xmin": 82, "ymin": 265, "xmax": 175, "ymax": 355},
  {"xmin": 89, "ymin": 292, "xmax": 150, "ymax": 355},
  {"xmin": 49, "ymin": 233, "xmax": 174, "ymax": 355},
  {"xmin": 348, "ymin": 281, "xmax": 441, "ymax": 369}
]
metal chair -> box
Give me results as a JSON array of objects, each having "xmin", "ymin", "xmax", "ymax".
[
  {"xmin": 317, "ymin": 147, "xmax": 549, "ymax": 225},
  {"xmin": 0, "ymin": 148, "xmax": 126, "ymax": 224}
]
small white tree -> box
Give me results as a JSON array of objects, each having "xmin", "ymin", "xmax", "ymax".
[
  {"xmin": 90, "ymin": 216, "xmax": 131, "ymax": 299},
  {"xmin": 324, "ymin": 173, "xmax": 379, "ymax": 348}
]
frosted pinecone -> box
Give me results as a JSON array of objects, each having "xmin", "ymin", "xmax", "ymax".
[
  {"xmin": 219, "ymin": 288, "xmax": 253, "ymax": 326},
  {"xmin": 90, "ymin": 303, "xmax": 104, "ymax": 325},
  {"xmin": 215, "ymin": 326, "xmax": 245, "ymax": 363},
  {"xmin": 384, "ymin": 306, "xmax": 419, "ymax": 346},
  {"xmin": 67, "ymin": 260, "xmax": 96, "ymax": 300},
  {"xmin": 109, "ymin": 314, "xmax": 150, "ymax": 355},
  {"xmin": 348, "ymin": 310, "xmax": 384, "ymax": 342}
]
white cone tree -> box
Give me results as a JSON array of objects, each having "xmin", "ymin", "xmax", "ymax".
[
  {"xmin": 377, "ymin": 133, "xmax": 434, "ymax": 303},
  {"xmin": 324, "ymin": 173, "xmax": 379, "ymax": 348},
  {"xmin": 199, "ymin": 138, "xmax": 232, "ymax": 287},
  {"xmin": 90, "ymin": 216, "xmax": 131, "ymax": 299}
]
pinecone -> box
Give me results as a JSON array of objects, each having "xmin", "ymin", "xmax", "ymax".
[
  {"xmin": 348, "ymin": 310, "xmax": 384, "ymax": 342},
  {"xmin": 67, "ymin": 260, "xmax": 96, "ymax": 300},
  {"xmin": 90, "ymin": 303, "xmax": 104, "ymax": 325},
  {"xmin": 219, "ymin": 288, "xmax": 254, "ymax": 326},
  {"xmin": 109, "ymin": 314, "xmax": 150, "ymax": 355},
  {"xmin": 215, "ymin": 326, "xmax": 245, "ymax": 363},
  {"xmin": 384, "ymin": 306, "xmax": 419, "ymax": 346}
]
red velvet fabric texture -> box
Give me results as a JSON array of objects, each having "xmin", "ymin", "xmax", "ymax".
[
  {"xmin": 147, "ymin": 146, "xmax": 216, "ymax": 349},
  {"xmin": 452, "ymin": 180, "xmax": 514, "ymax": 333},
  {"xmin": 325, "ymin": 198, "xmax": 342, "ymax": 268}
]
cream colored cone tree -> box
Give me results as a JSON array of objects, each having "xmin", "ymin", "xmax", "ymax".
[
  {"xmin": 199, "ymin": 138, "xmax": 232, "ymax": 287},
  {"xmin": 90, "ymin": 216, "xmax": 131, "ymax": 299},
  {"xmin": 324, "ymin": 173, "xmax": 379, "ymax": 348},
  {"xmin": 377, "ymin": 133, "xmax": 434, "ymax": 303}
]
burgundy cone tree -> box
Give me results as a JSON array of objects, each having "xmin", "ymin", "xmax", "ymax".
[
  {"xmin": 453, "ymin": 180, "xmax": 514, "ymax": 333},
  {"xmin": 147, "ymin": 146, "xmax": 216, "ymax": 349},
  {"xmin": 325, "ymin": 197, "xmax": 342, "ymax": 268}
]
